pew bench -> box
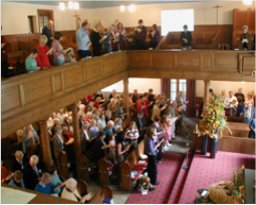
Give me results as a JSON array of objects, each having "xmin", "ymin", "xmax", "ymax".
[{"xmin": 120, "ymin": 140, "xmax": 147, "ymax": 191}]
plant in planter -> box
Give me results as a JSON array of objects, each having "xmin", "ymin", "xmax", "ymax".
[{"xmin": 198, "ymin": 96, "xmax": 231, "ymax": 158}]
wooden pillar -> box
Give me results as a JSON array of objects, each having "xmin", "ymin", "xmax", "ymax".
[
  {"xmin": 204, "ymin": 80, "xmax": 210, "ymax": 104},
  {"xmin": 71, "ymin": 103, "xmax": 82, "ymax": 179},
  {"xmin": 39, "ymin": 120, "xmax": 53, "ymax": 168},
  {"xmin": 123, "ymin": 78, "xmax": 129, "ymax": 116}
]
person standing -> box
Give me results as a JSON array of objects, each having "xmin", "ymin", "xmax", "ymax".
[
  {"xmin": 180, "ymin": 25, "xmax": 192, "ymax": 50},
  {"xmin": 135, "ymin": 19, "xmax": 147, "ymax": 50},
  {"xmin": 42, "ymin": 19, "xmax": 54, "ymax": 48},
  {"xmin": 148, "ymin": 24, "xmax": 160, "ymax": 49},
  {"xmin": 1, "ymin": 32, "xmax": 9, "ymax": 78},
  {"xmin": 90, "ymin": 23, "xmax": 102, "ymax": 56},
  {"xmin": 144, "ymin": 127, "xmax": 164, "ymax": 185},
  {"xmin": 76, "ymin": 20, "xmax": 91, "ymax": 59}
]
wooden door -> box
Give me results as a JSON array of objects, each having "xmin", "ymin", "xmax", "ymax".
[{"xmin": 37, "ymin": 9, "xmax": 54, "ymax": 34}]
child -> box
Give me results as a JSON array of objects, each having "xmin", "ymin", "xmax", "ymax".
[
  {"xmin": 25, "ymin": 48, "xmax": 39, "ymax": 73},
  {"xmin": 135, "ymin": 175, "xmax": 154, "ymax": 193}
]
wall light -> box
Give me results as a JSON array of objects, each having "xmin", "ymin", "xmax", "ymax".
[
  {"xmin": 68, "ymin": 1, "xmax": 74, "ymax": 9},
  {"xmin": 120, "ymin": 5, "xmax": 126, "ymax": 12},
  {"xmin": 73, "ymin": 2, "xmax": 79, "ymax": 10},
  {"xmin": 59, "ymin": 2, "xmax": 66, "ymax": 11},
  {"xmin": 243, "ymin": 0, "xmax": 253, "ymax": 5},
  {"xmin": 128, "ymin": 4, "xmax": 136, "ymax": 13}
]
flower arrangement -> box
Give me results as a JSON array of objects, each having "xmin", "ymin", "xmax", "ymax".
[{"xmin": 198, "ymin": 96, "xmax": 231, "ymax": 139}]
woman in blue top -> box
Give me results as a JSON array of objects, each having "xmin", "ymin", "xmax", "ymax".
[
  {"xmin": 145, "ymin": 126, "xmax": 164, "ymax": 185},
  {"xmin": 48, "ymin": 166, "xmax": 62, "ymax": 195},
  {"xmin": 35, "ymin": 172, "xmax": 53, "ymax": 194},
  {"xmin": 25, "ymin": 48, "xmax": 39, "ymax": 73}
]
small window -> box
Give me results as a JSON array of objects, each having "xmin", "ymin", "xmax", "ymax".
[
  {"xmin": 28, "ymin": 16, "xmax": 37, "ymax": 33},
  {"xmin": 170, "ymin": 79, "xmax": 187, "ymax": 102}
]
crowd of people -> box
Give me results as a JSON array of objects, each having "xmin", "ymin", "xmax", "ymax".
[
  {"xmin": 1, "ymin": 18, "xmax": 161, "ymax": 78},
  {"xmin": 208, "ymin": 87, "xmax": 255, "ymax": 139},
  {"xmin": 1, "ymin": 88, "xmax": 184, "ymax": 195}
]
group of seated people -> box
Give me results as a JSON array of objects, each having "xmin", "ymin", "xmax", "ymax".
[
  {"xmin": 2, "ymin": 88, "xmax": 183, "ymax": 194},
  {"xmin": 208, "ymin": 88, "xmax": 256, "ymax": 139},
  {"xmin": 1, "ymin": 154, "xmax": 93, "ymax": 202}
]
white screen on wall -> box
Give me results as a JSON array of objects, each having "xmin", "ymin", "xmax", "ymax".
[{"xmin": 161, "ymin": 9, "xmax": 194, "ymax": 36}]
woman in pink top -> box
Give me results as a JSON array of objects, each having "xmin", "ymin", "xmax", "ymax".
[
  {"xmin": 36, "ymin": 35, "xmax": 52, "ymax": 69},
  {"xmin": 160, "ymin": 115, "xmax": 172, "ymax": 150}
]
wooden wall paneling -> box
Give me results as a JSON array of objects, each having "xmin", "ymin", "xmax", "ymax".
[
  {"xmin": 152, "ymin": 52, "xmax": 175, "ymax": 69},
  {"xmin": 128, "ymin": 52, "xmax": 152, "ymax": 69},
  {"xmin": 84, "ymin": 60, "xmax": 102, "ymax": 84},
  {"xmin": 214, "ymin": 52, "xmax": 239, "ymax": 72},
  {"xmin": 177, "ymin": 52, "xmax": 201, "ymax": 70},
  {"xmin": 63, "ymin": 63, "xmax": 84, "ymax": 93},
  {"xmin": 1, "ymin": 85, "xmax": 21, "ymax": 113},
  {"xmin": 200, "ymin": 53, "xmax": 214, "ymax": 71}
]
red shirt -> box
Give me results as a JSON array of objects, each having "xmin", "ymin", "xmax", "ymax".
[{"xmin": 36, "ymin": 44, "xmax": 51, "ymax": 69}]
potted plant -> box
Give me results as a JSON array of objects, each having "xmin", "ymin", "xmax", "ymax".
[{"xmin": 198, "ymin": 96, "xmax": 231, "ymax": 158}]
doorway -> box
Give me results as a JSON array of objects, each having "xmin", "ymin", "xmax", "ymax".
[{"xmin": 37, "ymin": 9, "xmax": 54, "ymax": 33}]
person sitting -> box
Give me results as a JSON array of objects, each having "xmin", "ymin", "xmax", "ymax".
[
  {"xmin": 48, "ymin": 166, "xmax": 62, "ymax": 195},
  {"xmin": 52, "ymin": 32, "xmax": 75, "ymax": 66},
  {"xmin": 125, "ymin": 121, "xmax": 140, "ymax": 148},
  {"xmin": 23, "ymin": 155, "xmax": 41, "ymax": 190},
  {"xmin": 180, "ymin": 25, "xmax": 192, "ymax": 50},
  {"xmin": 35, "ymin": 172, "xmax": 53, "ymax": 195},
  {"xmin": 148, "ymin": 24, "xmax": 160, "ymax": 49},
  {"xmin": 1, "ymin": 161, "xmax": 11, "ymax": 183},
  {"xmin": 36, "ymin": 35, "xmax": 52, "ymax": 69},
  {"xmin": 239, "ymin": 25, "xmax": 253, "ymax": 50},
  {"xmin": 61, "ymin": 178, "xmax": 93, "ymax": 202},
  {"xmin": 25, "ymin": 48, "xmax": 39, "ymax": 73},
  {"xmin": 12, "ymin": 150, "xmax": 27, "ymax": 172},
  {"xmin": 8, "ymin": 170, "xmax": 25, "ymax": 188}
]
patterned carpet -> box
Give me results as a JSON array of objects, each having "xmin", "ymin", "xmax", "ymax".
[
  {"xmin": 178, "ymin": 151, "xmax": 256, "ymax": 204},
  {"xmin": 125, "ymin": 152, "xmax": 184, "ymax": 204}
]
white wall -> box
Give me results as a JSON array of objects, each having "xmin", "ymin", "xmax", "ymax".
[
  {"xmin": 85, "ymin": 1, "xmax": 255, "ymax": 28},
  {"xmin": 101, "ymin": 78, "xmax": 161, "ymax": 94},
  {"xmin": 2, "ymin": 1, "xmax": 255, "ymax": 35},
  {"xmin": 1, "ymin": 2, "xmax": 90, "ymax": 35},
  {"xmin": 196, "ymin": 80, "xmax": 256, "ymax": 98}
]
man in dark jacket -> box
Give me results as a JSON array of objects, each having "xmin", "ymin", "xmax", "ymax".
[
  {"xmin": 23, "ymin": 155, "xmax": 40, "ymax": 190},
  {"xmin": 180, "ymin": 25, "xmax": 192, "ymax": 50}
]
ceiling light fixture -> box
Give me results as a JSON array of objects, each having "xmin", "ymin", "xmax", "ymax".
[
  {"xmin": 59, "ymin": 2, "xmax": 66, "ymax": 11},
  {"xmin": 59, "ymin": 1, "xmax": 79, "ymax": 11},
  {"xmin": 128, "ymin": 4, "xmax": 136, "ymax": 13},
  {"xmin": 120, "ymin": 5, "xmax": 126, "ymax": 12}
]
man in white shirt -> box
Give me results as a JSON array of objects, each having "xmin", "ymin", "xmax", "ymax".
[
  {"xmin": 76, "ymin": 20, "xmax": 91, "ymax": 59},
  {"xmin": 226, "ymin": 91, "xmax": 238, "ymax": 116}
]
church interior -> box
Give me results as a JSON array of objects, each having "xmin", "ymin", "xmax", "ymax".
[{"xmin": 1, "ymin": 0, "xmax": 255, "ymax": 204}]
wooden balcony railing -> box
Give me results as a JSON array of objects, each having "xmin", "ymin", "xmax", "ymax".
[
  {"xmin": 127, "ymin": 50, "xmax": 255, "ymax": 82},
  {"xmin": 1, "ymin": 52, "xmax": 127, "ymax": 137},
  {"xmin": 1, "ymin": 50, "xmax": 255, "ymax": 137}
]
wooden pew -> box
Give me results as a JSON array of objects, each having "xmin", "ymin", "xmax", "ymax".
[
  {"xmin": 193, "ymin": 134, "xmax": 255, "ymax": 155},
  {"xmin": 222, "ymin": 122, "xmax": 250, "ymax": 138},
  {"xmin": 89, "ymin": 186, "xmax": 113, "ymax": 204},
  {"xmin": 120, "ymin": 140, "xmax": 146, "ymax": 191},
  {"xmin": 98, "ymin": 156, "xmax": 111, "ymax": 186}
]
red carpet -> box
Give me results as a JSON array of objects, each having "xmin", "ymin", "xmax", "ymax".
[
  {"xmin": 125, "ymin": 153, "xmax": 184, "ymax": 204},
  {"xmin": 178, "ymin": 151, "xmax": 256, "ymax": 204}
]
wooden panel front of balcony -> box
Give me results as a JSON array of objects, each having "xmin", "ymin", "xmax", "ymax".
[
  {"xmin": 1, "ymin": 52, "xmax": 127, "ymax": 137},
  {"xmin": 127, "ymin": 50, "xmax": 255, "ymax": 82},
  {"xmin": 1, "ymin": 50, "xmax": 255, "ymax": 138}
]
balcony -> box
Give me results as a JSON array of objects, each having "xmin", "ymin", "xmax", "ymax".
[{"xmin": 1, "ymin": 50, "xmax": 255, "ymax": 137}]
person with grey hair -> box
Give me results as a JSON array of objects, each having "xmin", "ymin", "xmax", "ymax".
[
  {"xmin": 239, "ymin": 25, "xmax": 253, "ymax": 50},
  {"xmin": 35, "ymin": 172, "xmax": 53, "ymax": 194},
  {"xmin": 52, "ymin": 126, "xmax": 64, "ymax": 170},
  {"xmin": 12, "ymin": 150, "xmax": 28, "ymax": 172},
  {"xmin": 23, "ymin": 155, "xmax": 40, "ymax": 190},
  {"xmin": 61, "ymin": 178, "xmax": 93, "ymax": 202}
]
